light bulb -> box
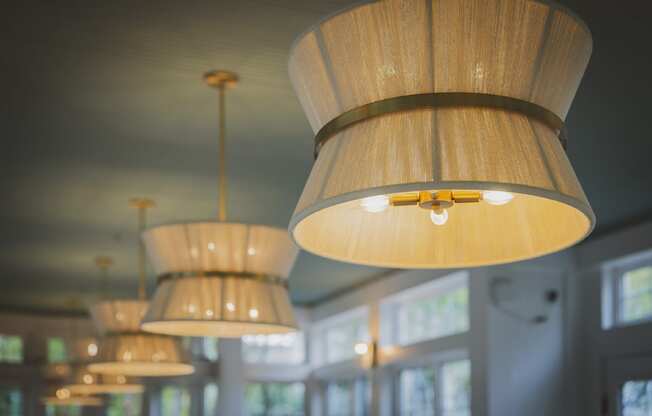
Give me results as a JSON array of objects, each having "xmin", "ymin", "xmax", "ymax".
[
  {"xmin": 354, "ymin": 342, "xmax": 369, "ymax": 355},
  {"xmin": 360, "ymin": 195, "xmax": 389, "ymax": 213},
  {"xmin": 483, "ymin": 190, "xmax": 514, "ymax": 206},
  {"xmin": 226, "ymin": 302, "xmax": 236, "ymax": 312},
  {"xmin": 430, "ymin": 209, "xmax": 448, "ymax": 225},
  {"xmin": 56, "ymin": 388, "xmax": 70, "ymax": 400},
  {"xmin": 249, "ymin": 308, "xmax": 259, "ymax": 319},
  {"xmin": 83, "ymin": 374, "xmax": 94, "ymax": 384},
  {"xmin": 87, "ymin": 343, "xmax": 98, "ymax": 357}
]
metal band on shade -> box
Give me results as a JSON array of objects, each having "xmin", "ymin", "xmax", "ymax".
[
  {"xmin": 313, "ymin": 92, "xmax": 568, "ymax": 158},
  {"xmin": 157, "ymin": 271, "xmax": 288, "ymax": 288}
]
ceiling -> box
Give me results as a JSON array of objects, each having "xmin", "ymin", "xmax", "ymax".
[{"xmin": 1, "ymin": 0, "xmax": 651, "ymax": 313}]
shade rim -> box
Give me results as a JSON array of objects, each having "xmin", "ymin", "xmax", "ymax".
[
  {"xmin": 289, "ymin": 180, "xmax": 595, "ymax": 269},
  {"xmin": 289, "ymin": 0, "xmax": 592, "ymax": 59},
  {"xmin": 140, "ymin": 319, "xmax": 298, "ymax": 338},
  {"xmin": 87, "ymin": 361, "xmax": 195, "ymax": 377},
  {"xmin": 143, "ymin": 220, "xmax": 289, "ymax": 235},
  {"xmin": 64, "ymin": 384, "xmax": 145, "ymax": 395}
]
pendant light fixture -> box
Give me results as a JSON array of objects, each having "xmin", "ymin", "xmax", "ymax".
[
  {"xmin": 62, "ymin": 336, "xmax": 144, "ymax": 395},
  {"xmin": 140, "ymin": 70, "xmax": 299, "ymax": 338},
  {"xmin": 88, "ymin": 206, "xmax": 194, "ymax": 377},
  {"xmin": 288, "ymin": 0, "xmax": 595, "ymax": 268}
]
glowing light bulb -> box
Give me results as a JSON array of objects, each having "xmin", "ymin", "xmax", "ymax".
[
  {"xmin": 56, "ymin": 388, "xmax": 70, "ymax": 400},
  {"xmin": 354, "ymin": 342, "xmax": 369, "ymax": 355},
  {"xmin": 207, "ymin": 242, "xmax": 216, "ymax": 251},
  {"xmin": 87, "ymin": 343, "xmax": 98, "ymax": 357},
  {"xmin": 83, "ymin": 374, "xmax": 93, "ymax": 384},
  {"xmin": 247, "ymin": 247, "xmax": 256, "ymax": 256},
  {"xmin": 226, "ymin": 302, "xmax": 236, "ymax": 312},
  {"xmin": 116, "ymin": 375, "xmax": 126, "ymax": 384},
  {"xmin": 483, "ymin": 191, "xmax": 514, "ymax": 206},
  {"xmin": 430, "ymin": 209, "xmax": 448, "ymax": 225},
  {"xmin": 249, "ymin": 308, "xmax": 259, "ymax": 319},
  {"xmin": 360, "ymin": 195, "xmax": 389, "ymax": 213}
]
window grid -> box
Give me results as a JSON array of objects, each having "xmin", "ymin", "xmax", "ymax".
[
  {"xmin": 0, "ymin": 335, "xmax": 23, "ymax": 363},
  {"xmin": 605, "ymin": 256, "xmax": 652, "ymax": 328}
]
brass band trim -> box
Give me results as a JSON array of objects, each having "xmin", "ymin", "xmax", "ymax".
[
  {"xmin": 157, "ymin": 271, "xmax": 287, "ymax": 288},
  {"xmin": 313, "ymin": 92, "xmax": 567, "ymax": 158}
]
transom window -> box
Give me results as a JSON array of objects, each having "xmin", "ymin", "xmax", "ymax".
[
  {"xmin": 603, "ymin": 251, "xmax": 652, "ymax": 328},
  {"xmin": 47, "ymin": 337, "xmax": 67, "ymax": 363},
  {"xmin": 311, "ymin": 307, "xmax": 369, "ymax": 365},
  {"xmin": 242, "ymin": 332, "xmax": 305, "ymax": 364},
  {"xmin": 381, "ymin": 272, "xmax": 469, "ymax": 347}
]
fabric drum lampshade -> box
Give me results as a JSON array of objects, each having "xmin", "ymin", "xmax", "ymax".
[
  {"xmin": 288, "ymin": 0, "xmax": 595, "ymax": 268},
  {"xmin": 140, "ymin": 222, "xmax": 299, "ymax": 338}
]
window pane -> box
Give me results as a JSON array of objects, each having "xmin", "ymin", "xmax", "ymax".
[
  {"xmin": 45, "ymin": 404, "xmax": 82, "ymax": 416},
  {"xmin": 204, "ymin": 383, "xmax": 219, "ymax": 416},
  {"xmin": 243, "ymin": 333, "xmax": 305, "ymax": 364},
  {"xmin": 441, "ymin": 360, "xmax": 471, "ymax": 416},
  {"xmin": 0, "ymin": 386, "xmax": 22, "ymax": 416},
  {"xmin": 327, "ymin": 379, "xmax": 368, "ymax": 416},
  {"xmin": 400, "ymin": 368, "xmax": 435, "ymax": 416},
  {"xmin": 0, "ymin": 335, "xmax": 23, "ymax": 363},
  {"xmin": 161, "ymin": 386, "xmax": 191, "ymax": 416},
  {"xmin": 325, "ymin": 319, "xmax": 368, "ymax": 364},
  {"xmin": 398, "ymin": 286, "xmax": 469, "ymax": 346},
  {"xmin": 246, "ymin": 382, "xmax": 304, "ymax": 416},
  {"xmin": 623, "ymin": 267, "xmax": 652, "ymax": 296},
  {"xmin": 47, "ymin": 337, "xmax": 67, "ymax": 363},
  {"xmin": 622, "ymin": 380, "xmax": 652, "ymax": 416},
  {"xmin": 327, "ymin": 381, "xmax": 353, "ymax": 416},
  {"xmin": 106, "ymin": 394, "xmax": 142, "ymax": 416},
  {"xmin": 621, "ymin": 266, "xmax": 652, "ymax": 323}
]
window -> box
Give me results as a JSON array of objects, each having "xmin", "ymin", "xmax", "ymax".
[
  {"xmin": 604, "ymin": 252, "xmax": 652, "ymax": 328},
  {"xmin": 243, "ymin": 332, "xmax": 305, "ymax": 364},
  {"xmin": 47, "ymin": 337, "xmax": 67, "ymax": 363},
  {"xmin": 400, "ymin": 368, "xmax": 435, "ymax": 416},
  {"xmin": 0, "ymin": 335, "xmax": 22, "ymax": 363},
  {"xmin": 204, "ymin": 383, "xmax": 219, "ymax": 416},
  {"xmin": 0, "ymin": 386, "xmax": 22, "ymax": 416},
  {"xmin": 441, "ymin": 360, "xmax": 471, "ymax": 416},
  {"xmin": 325, "ymin": 378, "xmax": 369, "ymax": 416},
  {"xmin": 381, "ymin": 272, "xmax": 469, "ymax": 347},
  {"xmin": 200, "ymin": 338, "xmax": 219, "ymax": 361},
  {"xmin": 45, "ymin": 404, "xmax": 82, "ymax": 416},
  {"xmin": 161, "ymin": 386, "xmax": 191, "ymax": 416},
  {"xmin": 245, "ymin": 382, "xmax": 304, "ymax": 416},
  {"xmin": 312, "ymin": 307, "xmax": 369, "ymax": 365},
  {"xmin": 106, "ymin": 394, "xmax": 142, "ymax": 416},
  {"xmin": 398, "ymin": 359, "xmax": 470, "ymax": 416},
  {"xmin": 621, "ymin": 379, "xmax": 652, "ymax": 416}
]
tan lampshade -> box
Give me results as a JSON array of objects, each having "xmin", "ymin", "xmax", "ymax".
[
  {"xmin": 42, "ymin": 388, "xmax": 103, "ymax": 407},
  {"xmin": 141, "ymin": 222, "xmax": 299, "ymax": 337},
  {"xmin": 288, "ymin": 0, "xmax": 595, "ymax": 268},
  {"xmin": 87, "ymin": 300, "xmax": 194, "ymax": 377},
  {"xmin": 64, "ymin": 366, "xmax": 144, "ymax": 395},
  {"xmin": 87, "ymin": 333, "xmax": 194, "ymax": 377},
  {"xmin": 90, "ymin": 300, "xmax": 148, "ymax": 335}
]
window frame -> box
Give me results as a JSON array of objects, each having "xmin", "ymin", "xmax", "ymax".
[
  {"xmin": 0, "ymin": 334, "xmax": 23, "ymax": 364},
  {"xmin": 603, "ymin": 250, "xmax": 652, "ymax": 329},
  {"xmin": 391, "ymin": 351, "xmax": 470, "ymax": 416},
  {"xmin": 244, "ymin": 381, "xmax": 306, "ymax": 416},
  {"xmin": 380, "ymin": 271, "xmax": 470, "ymax": 348},
  {"xmin": 323, "ymin": 376, "xmax": 369, "ymax": 416},
  {"xmin": 310, "ymin": 306, "xmax": 370, "ymax": 367}
]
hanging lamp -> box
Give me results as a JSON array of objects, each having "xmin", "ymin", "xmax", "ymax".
[
  {"xmin": 62, "ymin": 336, "xmax": 144, "ymax": 395},
  {"xmin": 87, "ymin": 207, "xmax": 194, "ymax": 377},
  {"xmin": 140, "ymin": 70, "xmax": 299, "ymax": 338},
  {"xmin": 288, "ymin": 0, "xmax": 595, "ymax": 268}
]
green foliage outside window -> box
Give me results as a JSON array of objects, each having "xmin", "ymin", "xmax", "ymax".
[
  {"xmin": 0, "ymin": 335, "xmax": 23, "ymax": 363},
  {"xmin": 246, "ymin": 382, "xmax": 304, "ymax": 416},
  {"xmin": 621, "ymin": 266, "xmax": 652, "ymax": 323},
  {"xmin": 0, "ymin": 387, "xmax": 22, "ymax": 416},
  {"xmin": 47, "ymin": 337, "xmax": 67, "ymax": 363}
]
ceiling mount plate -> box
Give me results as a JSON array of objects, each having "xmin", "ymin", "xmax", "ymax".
[
  {"xmin": 129, "ymin": 198, "xmax": 156, "ymax": 209},
  {"xmin": 204, "ymin": 70, "xmax": 239, "ymax": 89}
]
